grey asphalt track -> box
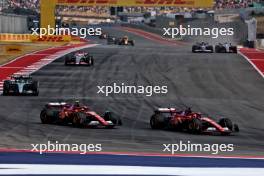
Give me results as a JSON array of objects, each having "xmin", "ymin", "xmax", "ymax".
[{"xmin": 0, "ymin": 27, "xmax": 264, "ymax": 156}]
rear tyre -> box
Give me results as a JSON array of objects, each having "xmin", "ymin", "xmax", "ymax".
[
  {"xmin": 32, "ymin": 81, "xmax": 39, "ymax": 96},
  {"xmin": 40, "ymin": 110, "xmax": 51, "ymax": 124},
  {"xmin": 64, "ymin": 56, "xmax": 71, "ymax": 66},
  {"xmin": 232, "ymin": 47, "xmax": 238, "ymax": 53},
  {"xmin": 2, "ymin": 81, "xmax": 9, "ymax": 96},
  {"xmin": 72, "ymin": 112, "xmax": 86, "ymax": 127},
  {"xmin": 215, "ymin": 46, "xmax": 220, "ymax": 53},
  {"xmin": 89, "ymin": 57, "xmax": 94, "ymax": 66},
  {"xmin": 219, "ymin": 118, "xmax": 233, "ymax": 131},
  {"xmin": 150, "ymin": 113, "xmax": 166, "ymax": 129},
  {"xmin": 188, "ymin": 118, "xmax": 203, "ymax": 133}
]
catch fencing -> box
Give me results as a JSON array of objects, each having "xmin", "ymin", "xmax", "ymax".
[{"xmin": 0, "ymin": 13, "xmax": 28, "ymax": 34}]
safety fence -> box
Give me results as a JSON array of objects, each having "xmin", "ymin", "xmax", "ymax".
[{"xmin": 0, "ymin": 13, "xmax": 28, "ymax": 34}]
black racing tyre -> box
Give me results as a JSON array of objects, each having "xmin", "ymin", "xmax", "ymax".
[
  {"xmin": 232, "ymin": 47, "xmax": 238, "ymax": 53},
  {"xmin": 150, "ymin": 113, "xmax": 166, "ymax": 129},
  {"xmin": 40, "ymin": 110, "xmax": 52, "ymax": 124},
  {"xmin": 72, "ymin": 112, "xmax": 86, "ymax": 127},
  {"xmin": 104, "ymin": 111, "xmax": 122, "ymax": 126},
  {"xmin": 221, "ymin": 47, "xmax": 226, "ymax": 53},
  {"xmin": 208, "ymin": 46, "xmax": 214, "ymax": 53},
  {"xmin": 64, "ymin": 56, "xmax": 71, "ymax": 65},
  {"xmin": 215, "ymin": 46, "xmax": 220, "ymax": 53},
  {"xmin": 234, "ymin": 123, "xmax": 239, "ymax": 132},
  {"xmin": 188, "ymin": 118, "xmax": 203, "ymax": 133},
  {"xmin": 89, "ymin": 57, "xmax": 94, "ymax": 66},
  {"xmin": 192, "ymin": 46, "xmax": 197, "ymax": 53},
  {"xmin": 130, "ymin": 40, "xmax": 135, "ymax": 46},
  {"xmin": 32, "ymin": 81, "xmax": 39, "ymax": 96},
  {"xmin": 219, "ymin": 118, "xmax": 233, "ymax": 131},
  {"xmin": 3, "ymin": 81, "xmax": 9, "ymax": 96},
  {"xmin": 33, "ymin": 91, "xmax": 39, "ymax": 96}
]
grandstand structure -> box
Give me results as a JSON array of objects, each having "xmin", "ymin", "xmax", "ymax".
[{"xmin": 0, "ymin": 0, "xmax": 263, "ymax": 19}]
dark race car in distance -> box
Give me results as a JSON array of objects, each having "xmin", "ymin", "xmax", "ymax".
[
  {"xmin": 150, "ymin": 108, "xmax": 239, "ymax": 135},
  {"xmin": 192, "ymin": 42, "xmax": 214, "ymax": 53},
  {"xmin": 65, "ymin": 52, "xmax": 94, "ymax": 66},
  {"xmin": 3, "ymin": 74, "xmax": 39, "ymax": 96},
  {"xmin": 99, "ymin": 32, "xmax": 108, "ymax": 39},
  {"xmin": 107, "ymin": 36, "xmax": 117, "ymax": 45},
  {"xmin": 215, "ymin": 43, "xmax": 237, "ymax": 53},
  {"xmin": 40, "ymin": 101, "xmax": 122, "ymax": 128}
]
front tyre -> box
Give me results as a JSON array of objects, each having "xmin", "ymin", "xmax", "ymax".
[
  {"xmin": 72, "ymin": 112, "xmax": 86, "ymax": 127},
  {"xmin": 188, "ymin": 118, "xmax": 203, "ymax": 134},
  {"xmin": 192, "ymin": 46, "xmax": 197, "ymax": 53},
  {"xmin": 219, "ymin": 118, "xmax": 233, "ymax": 131},
  {"xmin": 104, "ymin": 111, "xmax": 122, "ymax": 126}
]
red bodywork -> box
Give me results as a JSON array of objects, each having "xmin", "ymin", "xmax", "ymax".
[
  {"xmin": 41, "ymin": 103, "xmax": 114, "ymax": 127},
  {"xmin": 155, "ymin": 108, "xmax": 232, "ymax": 134}
]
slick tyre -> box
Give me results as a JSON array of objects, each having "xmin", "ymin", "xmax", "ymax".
[
  {"xmin": 32, "ymin": 81, "xmax": 39, "ymax": 96},
  {"xmin": 2, "ymin": 81, "xmax": 9, "ymax": 96},
  {"xmin": 219, "ymin": 118, "xmax": 233, "ymax": 131},
  {"xmin": 72, "ymin": 112, "xmax": 86, "ymax": 127},
  {"xmin": 208, "ymin": 46, "xmax": 214, "ymax": 53},
  {"xmin": 89, "ymin": 57, "xmax": 94, "ymax": 66},
  {"xmin": 104, "ymin": 111, "xmax": 122, "ymax": 126},
  {"xmin": 192, "ymin": 46, "xmax": 197, "ymax": 53},
  {"xmin": 188, "ymin": 118, "xmax": 203, "ymax": 134},
  {"xmin": 40, "ymin": 110, "xmax": 52, "ymax": 124},
  {"xmin": 150, "ymin": 113, "xmax": 166, "ymax": 129},
  {"xmin": 215, "ymin": 46, "xmax": 220, "ymax": 53}
]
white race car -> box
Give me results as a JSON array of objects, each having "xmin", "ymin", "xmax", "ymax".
[{"xmin": 65, "ymin": 52, "xmax": 94, "ymax": 66}]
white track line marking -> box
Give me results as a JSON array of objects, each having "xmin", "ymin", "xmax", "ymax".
[
  {"xmin": 0, "ymin": 164, "xmax": 263, "ymax": 176},
  {"xmin": 238, "ymin": 51, "xmax": 264, "ymax": 78}
]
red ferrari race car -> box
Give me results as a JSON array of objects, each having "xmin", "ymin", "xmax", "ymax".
[
  {"xmin": 150, "ymin": 108, "xmax": 239, "ymax": 135},
  {"xmin": 64, "ymin": 52, "xmax": 94, "ymax": 66},
  {"xmin": 40, "ymin": 101, "xmax": 122, "ymax": 128}
]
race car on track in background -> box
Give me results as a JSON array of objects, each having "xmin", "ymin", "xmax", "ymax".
[
  {"xmin": 107, "ymin": 36, "xmax": 117, "ymax": 45},
  {"xmin": 116, "ymin": 36, "xmax": 135, "ymax": 46},
  {"xmin": 2, "ymin": 75, "xmax": 39, "ymax": 96},
  {"xmin": 150, "ymin": 108, "xmax": 239, "ymax": 135},
  {"xmin": 40, "ymin": 101, "xmax": 122, "ymax": 128},
  {"xmin": 99, "ymin": 32, "xmax": 108, "ymax": 39},
  {"xmin": 215, "ymin": 43, "xmax": 237, "ymax": 53},
  {"xmin": 192, "ymin": 42, "xmax": 214, "ymax": 53},
  {"xmin": 65, "ymin": 52, "xmax": 94, "ymax": 66}
]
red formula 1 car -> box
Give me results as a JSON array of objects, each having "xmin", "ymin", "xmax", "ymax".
[
  {"xmin": 150, "ymin": 108, "xmax": 239, "ymax": 135},
  {"xmin": 40, "ymin": 101, "xmax": 122, "ymax": 128}
]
